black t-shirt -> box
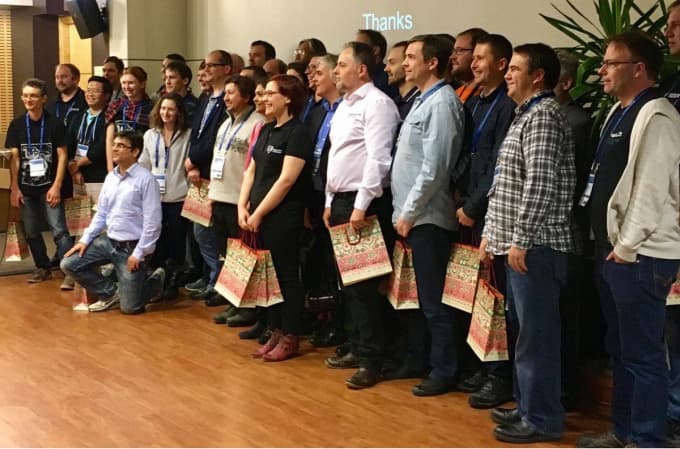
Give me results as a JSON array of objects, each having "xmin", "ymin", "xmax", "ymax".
[
  {"xmin": 66, "ymin": 110, "xmax": 108, "ymax": 183},
  {"xmin": 5, "ymin": 111, "xmax": 66, "ymax": 196},
  {"xmin": 48, "ymin": 88, "xmax": 88, "ymax": 129},
  {"xmin": 249, "ymin": 118, "xmax": 312, "ymax": 223},
  {"xmin": 589, "ymin": 89, "xmax": 658, "ymax": 248}
]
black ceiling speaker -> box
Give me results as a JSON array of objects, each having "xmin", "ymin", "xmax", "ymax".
[{"xmin": 65, "ymin": 0, "xmax": 107, "ymax": 39}]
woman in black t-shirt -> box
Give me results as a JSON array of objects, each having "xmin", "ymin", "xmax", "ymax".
[{"xmin": 237, "ymin": 75, "xmax": 312, "ymax": 362}]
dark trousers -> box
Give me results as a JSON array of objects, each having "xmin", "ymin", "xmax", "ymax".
[
  {"xmin": 596, "ymin": 250, "xmax": 679, "ymax": 447},
  {"xmin": 330, "ymin": 191, "xmax": 396, "ymax": 370},
  {"xmin": 152, "ymin": 202, "xmax": 189, "ymax": 268},
  {"xmin": 506, "ymin": 246, "xmax": 566, "ymax": 436},
  {"xmin": 667, "ymin": 306, "xmax": 680, "ymax": 423},
  {"xmin": 259, "ymin": 212, "xmax": 305, "ymax": 335},
  {"xmin": 407, "ymin": 224, "xmax": 457, "ymax": 379},
  {"xmin": 304, "ymin": 190, "xmax": 340, "ymax": 296}
]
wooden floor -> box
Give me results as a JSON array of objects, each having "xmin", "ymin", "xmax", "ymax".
[{"xmin": 0, "ymin": 273, "xmax": 608, "ymax": 447}]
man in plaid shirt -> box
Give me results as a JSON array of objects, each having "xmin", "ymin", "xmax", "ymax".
[{"xmin": 480, "ymin": 43, "xmax": 576, "ymax": 444}]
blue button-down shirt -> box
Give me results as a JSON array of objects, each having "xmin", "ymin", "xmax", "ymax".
[
  {"xmin": 80, "ymin": 163, "xmax": 162, "ymax": 260},
  {"xmin": 391, "ymin": 80, "xmax": 464, "ymax": 231}
]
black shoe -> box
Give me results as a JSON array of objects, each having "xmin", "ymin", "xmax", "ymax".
[
  {"xmin": 667, "ymin": 420, "xmax": 680, "ymax": 448},
  {"xmin": 310, "ymin": 327, "xmax": 347, "ymax": 347},
  {"xmin": 239, "ymin": 320, "xmax": 266, "ymax": 339},
  {"xmin": 193, "ymin": 288, "xmax": 217, "ymax": 301},
  {"xmin": 345, "ymin": 367, "xmax": 380, "ymax": 389},
  {"xmin": 213, "ymin": 305, "xmax": 234, "ymax": 324},
  {"xmin": 205, "ymin": 294, "xmax": 229, "ymax": 307},
  {"xmin": 457, "ymin": 370, "xmax": 486, "ymax": 393},
  {"xmin": 469, "ymin": 377, "xmax": 514, "ymax": 409},
  {"xmin": 491, "ymin": 407, "xmax": 522, "ymax": 426},
  {"xmin": 576, "ymin": 431, "xmax": 626, "ymax": 448},
  {"xmin": 335, "ymin": 342, "xmax": 351, "ymax": 357},
  {"xmin": 382, "ymin": 364, "xmax": 427, "ymax": 380},
  {"xmin": 325, "ymin": 352, "xmax": 360, "ymax": 369},
  {"xmin": 258, "ymin": 329, "xmax": 271, "ymax": 345},
  {"xmin": 226, "ymin": 308, "xmax": 257, "ymax": 327},
  {"xmin": 161, "ymin": 285, "xmax": 179, "ymax": 301},
  {"xmin": 184, "ymin": 278, "xmax": 207, "ymax": 294},
  {"xmin": 494, "ymin": 420, "xmax": 560, "ymax": 444},
  {"xmin": 412, "ymin": 376, "xmax": 458, "ymax": 397}
]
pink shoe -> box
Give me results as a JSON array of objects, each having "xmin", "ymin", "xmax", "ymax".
[
  {"xmin": 251, "ymin": 330, "xmax": 281, "ymax": 358},
  {"xmin": 263, "ymin": 334, "xmax": 300, "ymax": 362}
]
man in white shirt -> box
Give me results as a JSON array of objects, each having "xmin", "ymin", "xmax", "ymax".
[{"xmin": 322, "ymin": 41, "xmax": 400, "ymax": 390}]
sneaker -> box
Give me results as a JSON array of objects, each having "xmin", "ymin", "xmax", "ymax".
[
  {"xmin": 60, "ymin": 274, "xmax": 75, "ymax": 291},
  {"xmin": 576, "ymin": 431, "xmax": 626, "ymax": 448},
  {"xmin": 184, "ymin": 278, "xmax": 207, "ymax": 293},
  {"xmin": 28, "ymin": 268, "xmax": 52, "ymax": 284},
  {"xmin": 146, "ymin": 268, "xmax": 166, "ymax": 304},
  {"xmin": 88, "ymin": 291, "xmax": 121, "ymax": 312}
]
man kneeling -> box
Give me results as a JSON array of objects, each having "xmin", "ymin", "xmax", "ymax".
[{"xmin": 61, "ymin": 130, "xmax": 164, "ymax": 314}]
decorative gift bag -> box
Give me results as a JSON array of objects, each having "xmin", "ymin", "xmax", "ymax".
[
  {"xmin": 385, "ymin": 239, "xmax": 419, "ymax": 310},
  {"xmin": 329, "ymin": 215, "xmax": 392, "ymax": 287},
  {"xmin": 243, "ymin": 249, "xmax": 269, "ymax": 308},
  {"xmin": 214, "ymin": 238, "xmax": 258, "ymax": 308},
  {"xmin": 442, "ymin": 243, "xmax": 482, "ymax": 313},
  {"xmin": 64, "ymin": 186, "xmax": 94, "ymax": 236},
  {"xmin": 667, "ymin": 269, "xmax": 680, "ymax": 306},
  {"xmin": 3, "ymin": 221, "xmax": 30, "ymax": 262},
  {"xmin": 260, "ymin": 250, "xmax": 284, "ymax": 307},
  {"xmin": 467, "ymin": 279, "xmax": 509, "ymax": 362},
  {"xmin": 181, "ymin": 179, "xmax": 213, "ymax": 227}
]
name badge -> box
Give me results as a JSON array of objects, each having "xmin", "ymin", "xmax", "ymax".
[
  {"xmin": 210, "ymin": 156, "xmax": 225, "ymax": 180},
  {"xmin": 29, "ymin": 158, "xmax": 46, "ymax": 178},
  {"xmin": 578, "ymin": 164, "xmax": 599, "ymax": 207},
  {"xmin": 75, "ymin": 143, "xmax": 88, "ymax": 161},
  {"xmin": 151, "ymin": 167, "xmax": 166, "ymax": 194}
]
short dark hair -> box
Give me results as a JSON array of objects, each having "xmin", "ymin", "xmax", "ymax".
[
  {"xmin": 357, "ymin": 29, "xmax": 387, "ymax": 59},
  {"xmin": 198, "ymin": 60, "xmax": 206, "ymax": 71},
  {"xmin": 114, "ymin": 130, "xmax": 144, "ymax": 158},
  {"xmin": 392, "ymin": 40, "xmax": 409, "ymax": 51},
  {"xmin": 225, "ymin": 74, "xmax": 256, "ymax": 105},
  {"xmin": 251, "ymin": 40, "xmax": 276, "ymax": 60},
  {"xmin": 241, "ymin": 65, "xmax": 267, "ymax": 79},
  {"xmin": 269, "ymin": 74, "xmax": 307, "ymax": 117},
  {"xmin": 150, "ymin": 92, "xmax": 187, "ymax": 132},
  {"xmin": 300, "ymin": 38, "xmax": 327, "ymax": 57},
  {"xmin": 210, "ymin": 49, "xmax": 233, "ymax": 67},
  {"xmin": 435, "ymin": 33, "xmax": 456, "ymax": 46},
  {"xmin": 57, "ymin": 63, "xmax": 81, "ymax": 79},
  {"xmin": 104, "ymin": 56, "xmax": 124, "ymax": 73},
  {"xmin": 608, "ymin": 30, "xmax": 663, "ymax": 80},
  {"xmin": 476, "ymin": 34, "xmax": 513, "ymax": 65},
  {"xmin": 555, "ymin": 49, "xmax": 580, "ymax": 81},
  {"xmin": 165, "ymin": 61, "xmax": 192, "ymax": 84},
  {"xmin": 457, "ymin": 28, "xmax": 489, "ymax": 47},
  {"xmin": 87, "ymin": 75, "xmax": 113, "ymax": 97},
  {"xmin": 165, "ymin": 53, "xmax": 186, "ymax": 63},
  {"xmin": 407, "ymin": 34, "xmax": 454, "ymax": 76},
  {"xmin": 286, "ymin": 61, "xmax": 309, "ymax": 87},
  {"xmin": 344, "ymin": 41, "xmax": 377, "ymax": 80},
  {"xmin": 267, "ymin": 59, "xmax": 287, "ymax": 76},
  {"xmin": 513, "ymin": 43, "xmax": 561, "ymax": 90},
  {"xmin": 22, "ymin": 78, "xmax": 48, "ymax": 96}
]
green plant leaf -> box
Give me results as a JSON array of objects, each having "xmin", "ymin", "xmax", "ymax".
[
  {"xmin": 551, "ymin": 4, "xmax": 606, "ymax": 41},
  {"xmin": 565, "ymin": 0, "xmax": 602, "ymax": 33}
]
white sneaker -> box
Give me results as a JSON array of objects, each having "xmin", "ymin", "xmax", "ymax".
[{"xmin": 88, "ymin": 292, "xmax": 120, "ymax": 312}]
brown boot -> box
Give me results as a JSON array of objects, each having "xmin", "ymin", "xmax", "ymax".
[
  {"xmin": 252, "ymin": 330, "xmax": 281, "ymax": 358},
  {"xmin": 263, "ymin": 334, "xmax": 300, "ymax": 362}
]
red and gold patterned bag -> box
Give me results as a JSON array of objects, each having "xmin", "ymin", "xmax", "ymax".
[
  {"xmin": 467, "ymin": 279, "xmax": 509, "ymax": 362},
  {"xmin": 329, "ymin": 215, "xmax": 392, "ymax": 287},
  {"xmin": 385, "ymin": 240, "xmax": 419, "ymax": 310},
  {"xmin": 3, "ymin": 221, "xmax": 30, "ymax": 262},
  {"xmin": 260, "ymin": 251, "xmax": 283, "ymax": 307},
  {"xmin": 181, "ymin": 179, "xmax": 212, "ymax": 227},
  {"xmin": 442, "ymin": 243, "xmax": 481, "ymax": 313},
  {"xmin": 64, "ymin": 194, "xmax": 94, "ymax": 236},
  {"xmin": 215, "ymin": 238, "xmax": 258, "ymax": 308}
]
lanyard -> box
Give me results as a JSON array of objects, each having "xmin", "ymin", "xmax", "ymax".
[
  {"xmin": 25, "ymin": 113, "xmax": 45, "ymax": 153},
  {"xmin": 314, "ymin": 99, "xmax": 342, "ymax": 163},
  {"xmin": 469, "ymin": 87, "xmax": 504, "ymax": 154},
  {"xmin": 521, "ymin": 91, "xmax": 555, "ymax": 114},
  {"xmin": 77, "ymin": 111, "xmax": 100, "ymax": 144},
  {"xmin": 218, "ymin": 108, "xmax": 254, "ymax": 153},
  {"xmin": 122, "ymin": 99, "xmax": 143, "ymax": 129},
  {"xmin": 56, "ymin": 97, "xmax": 75, "ymax": 120},
  {"xmin": 199, "ymin": 94, "xmax": 222, "ymax": 137},
  {"xmin": 413, "ymin": 80, "xmax": 447, "ymax": 111},
  {"xmin": 154, "ymin": 131, "xmax": 176, "ymax": 170}
]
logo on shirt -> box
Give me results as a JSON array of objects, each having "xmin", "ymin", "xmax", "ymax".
[{"xmin": 266, "ymin": 145, "xmax": 283, "ymax": 155}]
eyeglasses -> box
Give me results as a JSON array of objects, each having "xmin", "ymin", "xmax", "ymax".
[
  {"xmin": 601, "ymin": 60, "xmax": 640, "ymax": 68},
  {"xmin": 86, "ymin": 89, "xmax": 104, "ymax": 94},
  {"xmin": 112, "ymin": 142, "xmax": 133, "ymax": 150},
  {"xmin": 264, "ymin": 90, "xmax": 281, "ymax": 96},
  {"xmin": 453, "ymin": 48, "xmax": 474, "ymax": 55},
  {"xmin": 204, "ymin": 62, "xmax": 227, "ymax": 69}
]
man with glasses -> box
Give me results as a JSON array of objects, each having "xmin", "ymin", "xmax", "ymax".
[
  {"xmin": 578, "ymin": 31, "xmax": 680, "ymax": 448},
  {"xmin": 5, "ymin": 78, "xmax": 73, "ymax": 284},
  {"xmin": 451, "ymin": 28, "xmax": 488, "ymax": 103},
  {"xmin": 61, "ymin": 130, "xmax": 164, "ymax": 314}
]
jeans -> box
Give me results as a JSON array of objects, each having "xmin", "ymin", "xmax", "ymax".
[
  {"xmin": 407, "ymin": 224, "xmax": 457, "ymax": 379},
  {"xmin": 506, "ymin": 246, "xmax": 566, "ymax": 436},
  {"xmin": 667, "ymin": 306, "xmax": 680, "ymax": 423},
  {"xmin": 596, "ymin": 251, "xmax": 679, "ymax": 447},
  {"xmin": 60, "ymin": 235, "xmax": 162, "ymax": 314},
  {"xmin": 193, "ymin": 222, "xmax": 220, "ymax": 288},
  {"xmin": 21, "ymin": 192, "xmax": 73, "ymax": 269}
]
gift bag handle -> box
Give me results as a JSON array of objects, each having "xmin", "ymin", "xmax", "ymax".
[
  {"xmin": 344, "ymin": 225, "xmax": 363, "ymax": 246},
  {"xmin": 197, "ymin": 180, "xmax": 209, "ymax": 198}
]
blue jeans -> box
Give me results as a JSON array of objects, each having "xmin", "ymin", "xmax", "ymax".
[
  {"xmin": 505, "ymin": 246, "xmax": 566, "ymax": 436},
  {"xmin": 407, "ymin": 224, "xmax": 457, "ymax": 380},
  {"xmin": 21, "ymin": 192, "xmax": 73, "ymax": 269},
  {"xmin": 193, "ymin": 222, "xmax": 220, "ymax": 288},
  {"xmin": 60, "ymin": 235, "xmax": 161, "ymax": 314},
  {"xmin": 667, "ymin": 306, "xmax": 680, "ymax": 423},
  {"xmin": 596, "ymin": 252, "xmax": 679, "ymax": 447}
]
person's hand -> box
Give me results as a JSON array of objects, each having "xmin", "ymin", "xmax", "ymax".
[
  {"xmin": 238, "ymin": 206, "xmax": 251, "ymax": 230},
  {"xmin": 65, "ymin": 242, "xmax": 88, "ymax": 258},
  {"xmin": 323, "ymin": 207, "xmax": 332, "ymax": 229},
  {"xmin": 46, "ymin": 185, "xmax": 61, "ymax": 208},
  {"xmin": 395, "ymin": 217, "xmax": 413, "ymax": 238},
  {"xmin": 349, "ymin": 208, "xmax": 367, "ymax": 230},
  {"xmin": 68, "ymin": 160, "xmax": 79, "ymax": 175},
  {"xmin": 246, "ymin": 212, "xmax": 263, "ymax": 233},
  {"xmin": 606, "ymin": 250, "xmax": 633, "ymax": 264},
  {"xmin": 127, "ymin": 255, "xmax": 141, "ymax": 272},
  {"xmin": 456, "ymin": 208, "xmax": 475, "ymax": 227},
  {"xmin": 187, "ymin": 168, "xmax": 201, "ymax": 187},
  {"xmin": 10, "ymin": 187, "xmax": 24, "ymax": 208},
  {"xmin": 184, "ymin": 158, "xmax": 195, "ymax": 172},
  {"xmin": 479, "ymin": 238, "xmax": 494, "ymax": 264},
  {"xmin": 508, "ymin": 245, "xmax": 528, "ymax": 274},
  {"xmin": 72, "ymin": 171, "xmax": 84, "ymax": 186}
]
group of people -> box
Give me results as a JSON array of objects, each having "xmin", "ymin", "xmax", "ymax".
[{"xmin": 6, "ymin": 5, "xmax": 680, "ymax": 445}]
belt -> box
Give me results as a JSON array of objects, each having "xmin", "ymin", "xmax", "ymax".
[
  {"xmin": 333, "ymin": 191, "xmax": 357, "ymax": 199},
  {"xmin": 110, "ymin": 239, "xmax": 139, "ymax": 252}
]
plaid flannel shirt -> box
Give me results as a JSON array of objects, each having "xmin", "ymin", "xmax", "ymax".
[{"xmin": 482, "ymin": 91, "xmax": 576, "ymax": 255}]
